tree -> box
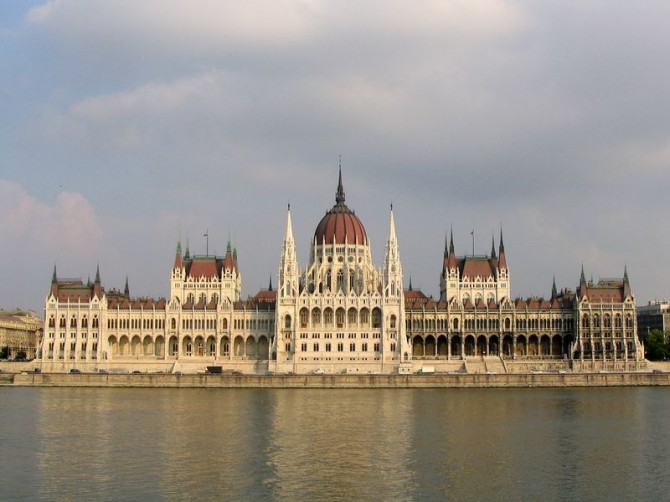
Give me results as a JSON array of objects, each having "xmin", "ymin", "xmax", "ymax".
[{"xmin": 645, "ymin": 329, "xmax": 669, "ymax": 361}]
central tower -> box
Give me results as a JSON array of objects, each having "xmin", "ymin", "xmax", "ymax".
[{"xmin": 271, "ymin": 169, "xmax": 407, "ymax": 374}]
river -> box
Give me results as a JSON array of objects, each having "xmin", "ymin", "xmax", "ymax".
[{"xmin": 1, "ymin": 387, "xmax": 669, "ymax": 501}]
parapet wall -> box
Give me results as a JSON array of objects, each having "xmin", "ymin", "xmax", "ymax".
[{"xmin": 9, "ymin": 371, "xmax": 670, "ymax": 388}]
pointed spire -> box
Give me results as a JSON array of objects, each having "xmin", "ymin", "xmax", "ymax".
[
  {"xmin": 184, "ymin": 239, "xmax": 190, "ymax": 259},
  {"xmin": 580, "ymin": 264, "xmax": 586, "ymax": 284},
  {"xmin": 335, "ymin": 165, "xmax": 345, "ymax": 205},
  {"xmin": 449, "ymin": 227, "xmax": 455, "ymax": 254},
  {"xmin": 490, "ymin": 234, "xmax": 497, "ymax": 259},
  {"xmin": 52, "ymin": 264, "xmax": 58, "ymax": 284},
  {"xmin": 498, "ymin": 227, "xmax": 507, "ymax": 269},
  {"xmin": 409, "ymin": 276, "xmax": 413, "ymax": 291},
  {"xmin": 124, "ymin": 276, "xmax": 129, "ymax": 298},
  {"xmin": 551, "ymin": 276, "xmax": 557, "ymax": 299},
  {"xmin": 174, "ymin": 239, "xmax": 183, "ymax": 269},
  {"xmin": 268, "ymin": 275, "xmax": 273, "ymax": 291},
  {"xmin": 224, "ymin": 237, "xmax": 234, "ymax": 271},
  {"xmin": 623, "ymin": 265, "xmax": 631, "ymax": 297},
  {"xmin": 388, "ymin": 203, "xmax": 397, "ymax": 242}
]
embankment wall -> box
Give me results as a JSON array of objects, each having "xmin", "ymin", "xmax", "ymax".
[{"xmin": 7, "ymin": 372, "xmax": 670, "ymax": 389}]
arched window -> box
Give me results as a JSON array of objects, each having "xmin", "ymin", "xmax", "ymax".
[
  {"xmin": 284, "ymin": 314, "xmax": 292, "ymax": 329},
  {"xmin": 390, "ymin": 315, "xmax": 397, "ymax": 328},
  {"xmin": 372, "ymin": 308, "xmax": 381, "ymax": 328}
]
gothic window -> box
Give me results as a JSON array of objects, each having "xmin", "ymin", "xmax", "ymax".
[
  {"xmin": 312, "ymin": 309, "xmax": 321, "ymax": 326},
  {"xmin": 300, "ymin": 308, "xmax": 309, "ymax": 328},
  {"xmin": 453, "ymin": 318, "xmax": 459, "ymax": 330},
  {"xmin": 324, "ymin": 308, "xmax": 333, "ymax": 326},
  {"xmin": 360, "ymin": 309, "xmax": 370, "ymax": 326},
  {"xmin": 284, "ymin": 314, "xmax": 292, "ymax": 329},
  {"xmin": 372, "ymin": 308, "xmax": 382, "ymax": 328},
  {"xmin": 70, "ymin": 316, "xmax": 77, "ymax": 328},
  {"xmin": 49, "ymin": 316, "xmax": 55, "ymax": 328},
  {"xmin": 222, "ymin": 318, "xmax": 228, "ymax": 330},
  {"xmin": 336, "ymin": 308, "xmax": 345, "ymax": 327},
  {"xmin": 615, "ymin": 314, "xmax": 622, "ymax": 328},
  {"xmin": 59, "ymin": 316, "xmax": 66, "ymax": 328},
  {"xmin": 582, "ymin": 315, "xmax": 590, "ymax": 328},
  {"xmin": 390, "ymin": 315, "xmax": 397, "ymax": 329},
  {"xmin": 337, "ymin": 270, "xmax": 344, "ymax": 292},
  {"xmin": 348, "ymin": 308, "xmax": 357, "ymax": 326}
]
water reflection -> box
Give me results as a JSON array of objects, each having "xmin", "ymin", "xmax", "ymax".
[{"xmin": 1, "ymin": 387, "xmax": 670, "ymax": 500}]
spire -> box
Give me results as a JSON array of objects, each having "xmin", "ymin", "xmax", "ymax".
[
  {"xmin": 124, "ymin": 276, "xmax": 129, "ymax": 298},
  {"xmin": 52, "ymin": 264, "xmax": 57, "ymax": 284},
  {"xmin": 409, "ymin": 276, "xmax": 413, "ymax": 291},
  {"xmin": 490, "ymin": 234, "xmax": 497, "ymax": 259},
  {"xmin": 623, "ymin": 265, "xmax": 631, "ymax": 298},
  {"xmin": 92, "ymin": 264, "xmax": 102, "ymax": 299},
  {"xmin": 184, "ymin": 240, "xmax": 190, "ymax": 259},
  {"xmin": 279, "ymin": 203, "xmax": 299, "ymax": 298},
  {"xmin": 268, "ymin": 275, "xmax": 273, "ymax": 291},
  {"xmin": 224, "ymin": 238, "xmax": 234, "ymax": 271},
  {"xmin": 336, "ymin": 165, "xmax": 345, "ymax": 205},
  {"xmin": 580, "ymin": 264, "xmax": 586, "ymax": 285},
  {"xmin": 446, "ymin": 228, "xmax": 457, "ymax": 270},
  {"xmin": 383, "ymin": 204, "xmax": 403, "ymax": 299},
  {"xmin": 498, "ymin": 227, "xmax": 507, "ymax": 269},
  {"xmin": 174, "ymin": 239, "xmax": 183, "ymax": 269},
  {"xmin": 551, "ymin": 276, "xmax": 557, "ymax": 299}
]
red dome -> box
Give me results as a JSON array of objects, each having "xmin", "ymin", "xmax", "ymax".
[{"xmin": 314, "ymin": 171, "xmax": 368, "ymax": 245}]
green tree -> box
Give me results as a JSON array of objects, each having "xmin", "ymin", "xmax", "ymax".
[{"xmin": 645, "ymin": 329, "xmax": 669, "ymax": 361}]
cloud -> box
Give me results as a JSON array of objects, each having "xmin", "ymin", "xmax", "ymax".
[
  {"xmin": 0, "ymin": 180, "xmax": 102, "ymax": 255},
  {"xmin": 4, "ymin": 0, "xmax": 670, "ymax": 310}
]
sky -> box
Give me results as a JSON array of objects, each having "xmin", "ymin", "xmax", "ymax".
[{"xmin": 1, "ymin": 0, "xmax": 669, "ymax": 314}]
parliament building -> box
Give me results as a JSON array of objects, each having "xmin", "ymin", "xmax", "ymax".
[{"xmin": 38, "ymin": 172, "xmax": 644, "ymax": 374}]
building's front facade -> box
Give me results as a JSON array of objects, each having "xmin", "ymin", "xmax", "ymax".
[
  {"xmin": 37, "ymin": 173, "xmax": 644, "ymax": 373},
  {"xmin": 0, "ymin": 310, "xmax": 42, "ymax": 360}
]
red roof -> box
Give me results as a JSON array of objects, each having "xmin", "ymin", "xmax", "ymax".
[
  {"xmin": 188, "ymin": 259, "xmax": 219, "ymax": 279},
  {"xmin": 459, "ymin": 257, "xmax": 496, "ymax": 279}
]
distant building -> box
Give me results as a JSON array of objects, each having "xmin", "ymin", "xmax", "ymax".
[
  {"xmin": 637, "ymin": 301, "xmax": 670, "ymax": 340},
  {"xmin": 0, "ymin": 310, "xmax": 42, "ymax": 359},
  {"xmin": 37, "ymin": 171, "xmax": 644, "ymax": 373}
]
